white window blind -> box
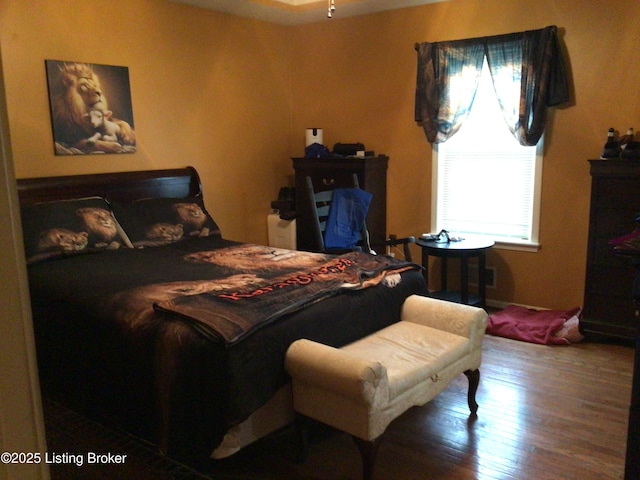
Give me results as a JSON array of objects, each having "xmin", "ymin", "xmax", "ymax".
[{"xmin": 433, "ymin": 59, "xmax": 542, "ymax": 249}]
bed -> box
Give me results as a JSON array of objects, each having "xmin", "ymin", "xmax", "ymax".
[{"xmin": 17, "ymin": 166, "xmax": 428, "ymax": 463}]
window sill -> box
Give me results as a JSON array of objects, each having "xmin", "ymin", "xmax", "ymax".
[{"xmin": 494, "ymin": 240, "xmax": 541, "ymax": 253}]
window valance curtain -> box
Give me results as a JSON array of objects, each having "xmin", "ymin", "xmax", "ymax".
[{"xmin": 414, "ymin": 25, "xmax": 570, "ymax": 146}]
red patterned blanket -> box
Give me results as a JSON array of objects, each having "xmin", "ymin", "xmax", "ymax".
[{"xmin": 154, "ymin": 244, "xmax": 418, "ymax": 344}]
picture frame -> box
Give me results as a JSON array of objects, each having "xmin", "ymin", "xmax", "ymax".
[{"xmin": 45, "ymin": 60, "xmax": 136, "ymax": 155}]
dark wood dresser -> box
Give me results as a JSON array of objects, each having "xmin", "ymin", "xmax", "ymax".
[
  {"xmin": 292, "ymin": 156, "xmax": 388, "ymax": 252},
  {"xmin": 625, "ymin": 257, "xmax": 640, "ymax": 480},
  {"xmin": 582, "ymin": 159, "xmax": 640, "ymax": 341}
]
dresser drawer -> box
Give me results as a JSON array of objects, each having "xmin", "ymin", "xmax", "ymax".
[{"xmin": 306, "ymin": 170, "xmax": 362, "ymax": 191}]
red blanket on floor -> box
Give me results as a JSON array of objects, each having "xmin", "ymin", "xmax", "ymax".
[{"xmin": 487, "ymin": 305, "xmax": 582, "ymax": 345}]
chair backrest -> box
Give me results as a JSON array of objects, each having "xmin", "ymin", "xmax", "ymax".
[{"xmin": 305, "ymin": 174, "xmax": 373, "ymax": 254}]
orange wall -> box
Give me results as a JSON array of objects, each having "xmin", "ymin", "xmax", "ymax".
[
  {"xmin": 1, "ymin": 0, "xmax": 639, "ymax": 310},
  {"xmin": 288, "ymin": 0, "xmax": 640, "ymax": 309},
  {"xmin": 0, "ymin": 0, "xmax": 294, "ymax": 244}
]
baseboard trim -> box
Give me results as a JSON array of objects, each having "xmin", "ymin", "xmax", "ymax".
[{"xmin": 485, "ymin": 298, "xmax": 548, "ymax": 311}]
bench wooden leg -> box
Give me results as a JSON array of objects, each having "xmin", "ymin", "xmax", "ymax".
[
  {"xmin": 464, "ymin": 369, "xmax": 480, "ymax": 415},
  {"xmin": 352, "ymin": 436, "xmax": 382, "ymax": 480}
]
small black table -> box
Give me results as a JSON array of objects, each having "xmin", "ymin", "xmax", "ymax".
[{"xmin": 416, "ymin": 236, "xmax": 495, "ymax": 307}]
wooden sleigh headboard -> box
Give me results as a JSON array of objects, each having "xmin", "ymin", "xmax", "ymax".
[{"xmin": 17, "ymin": 166, "xmax": 203, "ymax": 207}]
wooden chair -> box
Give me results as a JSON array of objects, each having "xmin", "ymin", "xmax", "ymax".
[{"xmin": 305, "ymin": 175, "xmax": 415, "ymax": 261}]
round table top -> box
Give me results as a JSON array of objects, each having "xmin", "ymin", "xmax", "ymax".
[{"xmin": 416, "ymin": 235, "xmax": 495, "ymax": 254}]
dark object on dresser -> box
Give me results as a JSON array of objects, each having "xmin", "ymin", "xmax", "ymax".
[
  {"xmin": 582, "ymin": 159, "xmax": 640, "ymax": 341},
  {"xmin": 332, "ymin": 142, "xmax": 365, "ymax": 156}
]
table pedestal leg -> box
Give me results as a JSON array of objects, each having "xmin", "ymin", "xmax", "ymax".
[
  {"xmin": 441, "ymin": 257, "xmax": 448, "ymax": 291},
  {"xmin": 460, "ymin": 258, "xmax": 468, "ymax": 304},
  {"xmin": 479, "ymin": 253, "xmax": 487, "ymax": 307},
  {"xmin": 421, "ymin": 249, "xmax": 429, "ymax": 290}
]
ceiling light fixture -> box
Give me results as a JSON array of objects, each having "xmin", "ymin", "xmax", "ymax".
[{"xmin": 327, "ymin": 0, "xmax": 336, "ymax": 18}]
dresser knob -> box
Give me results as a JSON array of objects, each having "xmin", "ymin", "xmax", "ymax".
[{"xmin": 322, "ymin": 178, "xmax": 335, "ymax": 186}]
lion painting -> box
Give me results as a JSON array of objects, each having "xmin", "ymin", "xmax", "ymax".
[{"xmin": 48, "ymin": 61, "xmax": 136, "ymax": 154}]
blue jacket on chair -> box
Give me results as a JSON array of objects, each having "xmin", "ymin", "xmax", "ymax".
[{"xmin": 324, "ymin": 188, "xmax": 373, "ymax": 250}]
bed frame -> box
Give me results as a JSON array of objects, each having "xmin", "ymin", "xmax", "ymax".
[
  {"xmin": 16, "ymin": 167, "xmax": 425, "ymax": 461},
  {"xmin": 16, "ymin": 165, "xmax": 296, "ymax": 459},
  {"xmin": 17, "ymin": 166, "xmax": 202, "ymax": 206}
]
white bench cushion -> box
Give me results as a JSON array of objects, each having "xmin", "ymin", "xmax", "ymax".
[{"xmin": 342, "ymin": 321, "xmax": 470, "ymax": 401}]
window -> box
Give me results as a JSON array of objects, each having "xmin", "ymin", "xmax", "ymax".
[{"xmin": 432, "ymin": 59, "xmax": 543, "ymax": 252}]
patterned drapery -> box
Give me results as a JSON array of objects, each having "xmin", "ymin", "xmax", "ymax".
[{"xmin": 415, "ymin": 26, "xmax": 570, "ymax": 146}]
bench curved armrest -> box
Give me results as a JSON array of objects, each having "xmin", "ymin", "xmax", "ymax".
[
  {"xmin": 285, "ymin": 339, "xmax": 389, "ymax": 405},
  {"xmin": 401, "ymin": 295, "xmax": 488, "ymax": 348}
]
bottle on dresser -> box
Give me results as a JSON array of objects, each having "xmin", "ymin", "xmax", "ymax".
[{"xmin": 601, "ymin": 127, "xmax": 621, "ymax": 159}]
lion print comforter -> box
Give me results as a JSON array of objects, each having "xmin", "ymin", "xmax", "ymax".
[{"xmin": 27, "ymin": 235, "xmax": 427, "ymax": 461}]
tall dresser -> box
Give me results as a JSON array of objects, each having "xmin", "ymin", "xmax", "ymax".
[
  {"xmin": 582, "ymin": 159, "xmax": 640, "ymax": 341},
  {"xmin": 626, "ymin": 258, "xmax": 640, "ymax": 479},
  {"xmin": 292, "ymin": 156, "xmax": 388, "ymax": 252}
]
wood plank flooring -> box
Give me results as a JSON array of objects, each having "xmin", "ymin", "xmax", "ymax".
[
  {"xmin": 206, "ymin": 335, "xmax": 634, "ymax": 480},
  {"xmin": 45, "ymin": 336, "xmax": 634, "ymax": 480}
]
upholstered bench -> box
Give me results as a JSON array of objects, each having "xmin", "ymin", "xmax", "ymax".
[{"xmin": 285, "ymin": 294, "xmax": 488, "ymax": 480}]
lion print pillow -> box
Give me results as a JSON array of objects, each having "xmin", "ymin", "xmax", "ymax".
[
  {"xmin": 110, "ymin": 196, "xmax": 221, "ymax": 248},
  {"xmin": 21, "ymin": 197, "xmax": 129, "ymax": 264}
]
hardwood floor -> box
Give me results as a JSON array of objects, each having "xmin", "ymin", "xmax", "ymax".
[
  {"xmin": 206, "ymin": 335, "xmax": 633, "ymax": 480},
  {"xmin": 45, "ymin": 334, "xmax": 634, "ymax": 480}
]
